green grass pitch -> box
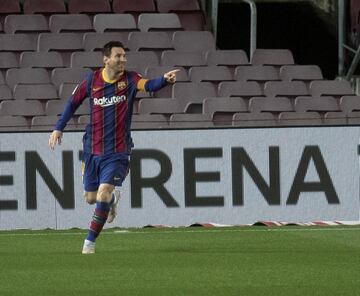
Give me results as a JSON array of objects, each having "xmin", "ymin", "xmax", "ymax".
[{"xmin": 1, "ymin": 226, "xmax": 359, "ymax": 296}]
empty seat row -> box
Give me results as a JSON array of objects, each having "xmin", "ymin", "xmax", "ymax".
[{"xmin": 1, "ymin": 13, "xmax": 186, "ymax": 34}]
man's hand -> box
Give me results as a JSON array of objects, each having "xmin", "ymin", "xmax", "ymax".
[
  {"xmin": 164, "ymin": 69, "xmax": 180, "ymax": 84},
  {"xmin": 49, "ymin": 130, "xmax": 63, "ymax": 150}
]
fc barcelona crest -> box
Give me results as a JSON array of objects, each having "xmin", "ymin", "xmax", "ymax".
[{"xmin": 117, "ymin": 81, "xmax": 127, "ymax": 90}]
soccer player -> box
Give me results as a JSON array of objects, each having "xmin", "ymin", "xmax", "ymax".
[{"xmin": 48, "ymin": 41, "xmax": 179, "ymax": 254}]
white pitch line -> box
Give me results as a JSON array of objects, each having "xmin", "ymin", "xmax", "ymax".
[{"xmin": 0, "ymin": 227, "xmax": 360, "ymax": 237}]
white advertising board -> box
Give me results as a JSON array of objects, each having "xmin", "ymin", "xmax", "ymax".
[{"xmin": 0, "ymin": 126, "xmax": 359, "ymax": 229}]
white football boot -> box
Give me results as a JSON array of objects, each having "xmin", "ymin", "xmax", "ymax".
[
  {"xmin": 107, "ymin": 189, "xmax": 121, "ymax": 223},
  {"xmin": 82, "ymin": 239, "xmax": 95, "ymax": 254}
]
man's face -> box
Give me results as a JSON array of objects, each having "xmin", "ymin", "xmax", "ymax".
[{"xmin": 104, "ymin": 47, "xmax": 127, "ymax": 74}]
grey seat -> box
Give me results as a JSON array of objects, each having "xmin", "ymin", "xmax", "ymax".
[
  {"xmin": 0, "ymin": 0, "xmax": 21, "ymax": 15},
  {"xmin": 206, "ymin": 50, "xmax": 249, "ymax": 66},
  {"xmin": 49, "ymin": 14, "xmax": 93, "ymax": 33},
  {"xmin": 128, "ymin": 32, "xmax": 173, "ymax": 52},
  {"xmin": 0, "ymin": 115, "xmax": 29, "ymax": 131},
  {"xmin": 38, "ymin": 33, "xmax": 83, "ymax": 52},
  {"xmin": 31, "ymin": 115, "xmax": 76, "ymax": 131},
  {"xmin": 6, "ymin": 68, "xmax": 50, "ymax": 90},
  {"xmin": 280, "ymin": 65, "xmax": 323, "ymax": 81},
  {"xmin": 189, "ymin": 66, "xmax": 233, "ymax": 83},
  {"xmin": 161, "ymin": 51, "xmax": 206, "ymax": 67},
  {"xmin": 23, "ymin": 0, "xmax": 66, "ymax": 14},
  {"xmin": 4, "ymin": 14, "xmax": 49, "ymax": 33},
  {"xmin": 232, "ymin": 112, "xmax": 277, "ymax": 127},
  {"xmin": 51, "ymin": 67, "xmax": 92, "ymax": 87},
  {"xmin": 83, "ymin": 32, "xmax": 129, "ymax": 51},
  {"xmin": 45, "ymin": 99, "xmax": 66, "ymax": 115},
  {"xmin": 146, "ymin": 66, "xmax": 188, "ymax": 81},
  {"xmin": 59, "ymin": 83, "xmax": 79, "ymax": 100},
  {"xmin": 0, "ymin": 52, "xmax": 19, "ymax": 69},
  {"xmin": 218, "ymin": 81, "xmax": 263, "ymax": 98},
  {"xmin": 68, "ymin": 0, "xmax": 111, "ymax": 14},
  {"xmin": 249, "ymin": 97, "xmax": 293, "ymax": 113},
  {"xmin": 0, "ymin": 85, "xmax": 12, "ymax": 101},
  {"xmin": 0, "ymin": 100, "xmax": 44, "ymax": 116},
  {"xmin": 264, "ymin": 81, "xmax": 309, "ymax": 97},
  {"xmin": 131, "ymin": 114, "xmax": 169, "ymax": 129},
  {"xmin": 294, "ymin": 96, "xmax": 339, "ymax": 112},
  {"xmin": 347, "ymin": 111, "xmax": 360, "ymax": 124},
  {"xmin": 126, "ymin": 51, "xmax": 159, "ymax": 68},
  {"xmin": 19, "ymin": 52, "xmax": 64, "ymax": 68},
  {"xmin": 138, "ymin": 13, "xmax": 183, "ymax": 32},
  {"xmin": 235, "ymin": 66, "xmax": 279, "ymax": 82},
  {"xmin": 309, "ymin": 80, "xmax": 354, "ymax": 97},
  {"xmin": 251, "ymin": 49, "xmax": 294, "ymax": 66},
  {"xmin": 138, "ymin": 97, "xmax": 184, "ymax": 114},
  {"xmin": 112, "ymin": 0, "xmax": 156, "ymax": 14},
  {"xmin": 13, "ymin": 84, "xmax": 58, "ymax": 100},
  {"xmin": 172, "ymin": 31, "xmax": 216, "ymax": 52},
  {"xmin": 169, "ymin": 113, "xmax": 213, "ymax": 128},
  {"xmin": 323, "ymin": 112, "xmax": 347, "ymax": 125},
  {"xmin": 70, "ymin": 52, "xmax": 102, "ymax": 69},
  {"xmin": 93, "ymin": 14, "xmax": 137, "ymax": 33},
  {"xmin": 278, "ymin": 112, "xmax": 322, "ymax": 126},
  {"xmin": 0, "ymin": 34, "xmax": 37, "ymax": 52}
]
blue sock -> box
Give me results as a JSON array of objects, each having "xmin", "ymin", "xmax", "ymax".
[{"xmin": 86, "ymin": 201, "xmax": 110, "ymax": 242}]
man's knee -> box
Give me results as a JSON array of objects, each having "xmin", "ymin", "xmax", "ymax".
[
  {"xmin": 96, "ymin": 184, "xmax": 114, "ymax": 202},
  {"xmin": 84, "ymin": 191, "xmax": 97, "ymax": 204}
]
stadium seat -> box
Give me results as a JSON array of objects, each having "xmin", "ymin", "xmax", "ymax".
[
  {"xmin": 278, "ymin": 111, "xmax": 322, "ymax": 126},
  {"xmin": 279, "ymin": 65, "xmax": 323, "ymax": 81},
  {"xmin": 0, "ymin": 115, "xmax": 29, "ymax": 131},
  {"xmin": 294, "ymin": 96, "xmax": 340, "ymax": 113},
  {"xmin": 83, "ymin": 32, "xmax": 129, "ymax": 51},
  {"xmin": 248, "ymin": 97, "xmax": 293, "ymax": 113},
  {"xmin": 37, "ymin": 33, "xmax": 83, "ymax": 52},
  {"xmin": 169, "ymin": 113, "xmax": 213, "ymax": 128},
  {"xmin": 347, "ymin": 111, "xmax": 360, "ymax": 124},
  {"xmin": 51, "ymin": 67, "xmax": 92, "ymax": 87},
  {"xmin": 31, "ymin": 115, "xmax": 76, "ymax": 131},
  {"xmin": 203, "ymin": 97, "xmax": 247, "ymax": 126},
  {"xmin": 156, "ymin": 0, "xmax": 205, "ymax": 31},
  {"xmin": 6, "ymin": 68, "xmax": 50, "ymax": 89},
  {"xmin": 264, "ymin": 81, "xmax": 309, "ymax": 97},
  {"xmin": 137, "ymin": 13, "xmax": 183, "ymax": 32},
  {"xmin": 13, "ymin": 84, "xmax": 58, "ymax": 100},
  {"xmin": 232, "ymin": 112, "xmax": 277, "ymax": 127},
  {"xmin": 339, "ymin": 96, "xmax": 360, "ymax": 113},
  {"xmin": 131, "ymin": 114, "xmax": 169, "ymax": 129},
  {"xmin": 218, "ymin": 81, "xmax": 263, "ymax": 98},
  {"xmin": 45, "ymin": 99, "xmax": 66, "ymax": 115},
  {"xmin": 323, "ymin": 112, "xmax": 347, "ymax": 125},
  {"xmin": 146, "ymin": 66, "xmax": 188, "ymax": 81},
  {"xmin": 0, "ymin": 100, "xmax": 44, "ymax": 116},
  {"xmin": 309, "ymin": 80, "xmax": 354, "ymax": 97},
  {"xmin": 0, "ymin": 52, "xmax": 19, "ymax": 69},
  {"xmin": 189, "ymin": 66, "xmax": 233, "ymax": 83},
  {"xmin": 138, "ymin": 97, "xmax": 184, "ymax": 114},
  {"xmin": 0, "ymin": 0, "xmax": 21, "ymax": 14},
  {"xmin": 49, "ymin": 14, "xmax": 93, "ymax": 33},
  {"xmin": 127, "ymin": 32, "xmax": 173, "ymax": 52},
  {"xmin": 19, "ymin": 52, "xmax": 64, "ymax": 69},
  {"xmin": 4, "ymin": 15, "xmax": 49, "ymax": 34},
  {"xmin": 93, "ymin": 14, "xmax": 137, "ymax": 33},
  {"xmin": 0, "ymin": 85, "xmax": 13, "ymax": 101},
  {"xmin": 235, "ymin": 66, "xmax": 279, "ymax": 82},
  {"xmin": 172, "ymin": 31, "xmax": 216, "ymax": 52},
  {"xmin": 0, "ymin": 34, "xmax": 37, "ymax": 52},
  {"xmin": 68, "ymin": 0, "xmax": 111, "ymax": 14},
  {"xmin": 112, "ymin": 0, "xmax": 156, "ymax": 14},
  {"xmin": 206, "ymin": 50, "xmax": 249, "ymax": 67},
  {"xmin": 126, "ymin": 51, "xmax": 159, "ymax": 69},
  {"xmin": 70, "ymin": 52, "xmax": 102, "ymax": 69},
  {"xmin": 23, "ymin": 0, "xmax": 66, "ymax": 14},
  {"xmin": 0, "ymin": 71, "xmax": 4, "ymax": 84},
  {"xmin": 59, "ymin": 83, "xmax": 78, "ymax": 100},
  {"xmin": 251, "ymin": 49, "xmax": 295, "ymax": 66},
  {"xmin": 161, "ymin": 51, "xmax": 206, "ymax": 67}
]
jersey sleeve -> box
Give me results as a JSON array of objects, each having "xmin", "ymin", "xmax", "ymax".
[
  {"xmin": 54, "ymin": 75, "xmax": 90, "ymax": 131},
  {"xmin": 132, "ymin": 71, "xmax": 168, "ymax": 92}
]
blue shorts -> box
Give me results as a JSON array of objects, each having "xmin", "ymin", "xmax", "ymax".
[{"xmin": 82, "ymin": 152, "xmax": 130, "ymax": 192}]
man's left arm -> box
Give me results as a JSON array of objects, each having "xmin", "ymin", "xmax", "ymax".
[{"xmin": 137, "ymin": 70, "xmax": 180, "ymax": 92}]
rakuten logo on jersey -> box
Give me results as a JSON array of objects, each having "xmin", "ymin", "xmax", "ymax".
[{"xmin": 93, "ymin": 95, "xmax": 127, "ymax": 107}]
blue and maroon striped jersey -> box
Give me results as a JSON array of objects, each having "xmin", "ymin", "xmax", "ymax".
[{"xmin": 55, "ymin": 69, "xmax": 168, "ymax": 155}]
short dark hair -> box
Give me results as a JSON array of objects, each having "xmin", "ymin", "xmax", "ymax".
[{"xmin": 102, "ymin": 41, "xmax": 125, "ymax": 57}]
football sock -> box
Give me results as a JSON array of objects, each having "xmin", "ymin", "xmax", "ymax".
[{"xmin": 86, "ymin": 201, "xmax": 110, "ymax": 242}]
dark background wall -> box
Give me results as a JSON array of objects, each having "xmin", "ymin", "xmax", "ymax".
[{"xmin": 216, "ymin": 1, "xmax": 338, "ymax": 79}]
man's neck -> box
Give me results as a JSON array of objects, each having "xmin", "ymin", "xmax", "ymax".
[{"xmin": 103, "ymin": 68, "xmax": 124, "ymax": 82}]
